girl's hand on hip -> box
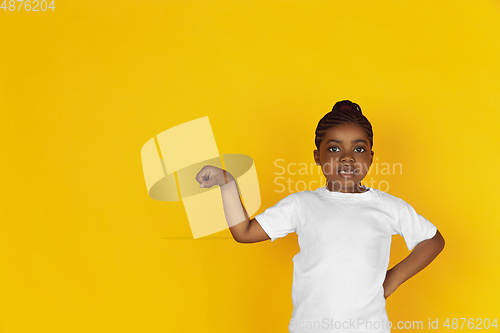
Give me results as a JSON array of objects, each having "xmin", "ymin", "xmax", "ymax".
[{"xmin": 383, "ymin": 269, "xmax": 400, "ymax": 299}]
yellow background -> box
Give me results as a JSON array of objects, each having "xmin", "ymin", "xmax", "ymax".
[{"xmin": 1, "ymin": 0, "xmax": 500, "ymax": 332}]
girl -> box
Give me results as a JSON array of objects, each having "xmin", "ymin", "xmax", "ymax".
[{"xmin": 196, "ymin": 100, "xmax": 445, "ymax": 333}]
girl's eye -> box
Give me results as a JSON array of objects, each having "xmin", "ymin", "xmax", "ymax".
[{"xmin": 329, "ymin": 147, "xmax": 365, "ymax": 153}]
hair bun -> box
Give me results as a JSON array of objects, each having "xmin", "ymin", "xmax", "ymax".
[
  {"xmin": 332, "ymin": 100, "xmax": 363, "ymax": 115},
  {"xmin": 315, "ymin": 100, "xmax": 373, "ymax": 150}
]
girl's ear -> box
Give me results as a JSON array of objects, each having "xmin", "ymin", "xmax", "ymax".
[{"xmin": 313, "ymin": 150, "xmax": 320, "ymax": 165}]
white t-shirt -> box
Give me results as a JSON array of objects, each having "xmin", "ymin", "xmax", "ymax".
[{"xmin": 254, "ymin": 186, "xmax": 437, "ymax": 333}]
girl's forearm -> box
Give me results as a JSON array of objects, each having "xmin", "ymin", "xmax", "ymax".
[{"xmin": 219, "ymin": 173, "xmax": 251, "ymax": 240}]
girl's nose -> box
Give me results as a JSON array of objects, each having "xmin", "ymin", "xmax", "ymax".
[{"xmin": 340, "ymin": 155, "xmax": 354, "ymax": 162}]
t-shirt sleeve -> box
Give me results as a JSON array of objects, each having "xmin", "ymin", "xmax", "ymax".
[
  {"xmin": 394, "ymin": 199, "xmax": 437, "ymax": 251},
  {"xmin": 254, "ymin": 194, "xmax": 299, "ymax": 242}
]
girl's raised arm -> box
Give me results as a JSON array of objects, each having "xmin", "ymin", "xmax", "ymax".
[{"xmin": 195, "ymin": 165, "xmax": 270, "ymax": 243}]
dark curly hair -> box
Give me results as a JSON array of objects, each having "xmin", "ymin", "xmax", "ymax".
[{"xmin": 315, "ymin": 100, "xmax": 373, "ymax": 150}]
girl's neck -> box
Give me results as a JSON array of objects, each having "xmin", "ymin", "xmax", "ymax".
[{"xmin": 325, "ymin": 181, "xmax": 368, "ymax": 193}]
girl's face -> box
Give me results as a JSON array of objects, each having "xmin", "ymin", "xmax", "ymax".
[{"xmin": 314, "ymin": 122, "xmax": 374, "ymax": 193}]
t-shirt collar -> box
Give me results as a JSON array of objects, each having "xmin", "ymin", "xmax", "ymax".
[{"xmin": 316, "ymin": 185, "xmax": 375, "ymax": 199}]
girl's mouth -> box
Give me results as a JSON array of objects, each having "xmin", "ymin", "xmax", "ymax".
[
  {"xmin": 339, "ymin": 169, "xmax": 355, "ymax": 178},
  {"xmin": 337, "ymin": 163, "xmax": 358, "ymax": 178}
]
